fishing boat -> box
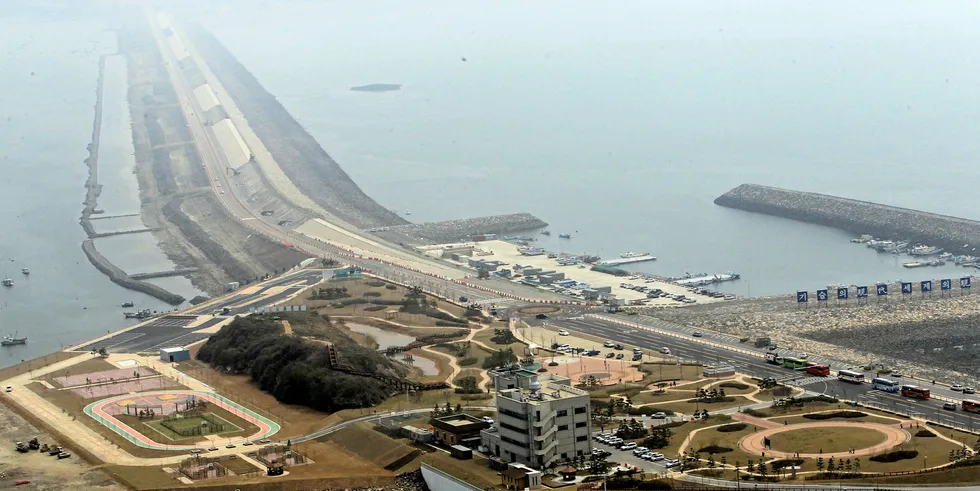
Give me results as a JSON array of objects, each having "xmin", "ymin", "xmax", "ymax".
[
  {"xmin": 902, "ymin": 262, "xmax": 923, "ymax": 268},
  {"xmin": 1, "ymin": 278, "xmax": 12, "ymax": 287},
  {"xmin": 1, "ymin": 332, "xmax": 26, "ymax": 347},
  {"xmin": 620, "ymin": 252, "xmax": 650, "ymax": 259},
  {"xmin": 121, "ymin": 301, "xmax": 134, "ymax": 308},
  {"xmin": 540, "ymin": 231, "xmax": 551, "ymax": 236},
  {"xmin": 123, "ymin": 309, "xmax": 153, "ymax": 320},
  {"xmin": 558, "ymin": 233, "xmax": 572, "ymax": 239},
  {"xmin": 909, "ymin": 245, "xmax": 944, "ymax": 256},
  {"xmin": 20, "ymin": 268, "xmax": 29, "ymax": 275}
]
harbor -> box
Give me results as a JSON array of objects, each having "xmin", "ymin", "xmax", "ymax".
[{"xmin": 419, "ymin": 239, "xmax": 737, "ymax": 307}]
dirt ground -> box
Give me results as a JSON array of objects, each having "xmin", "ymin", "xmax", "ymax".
[{"xmin": 0, "ymin": 399, "xmax": 124, "ymax": 490}]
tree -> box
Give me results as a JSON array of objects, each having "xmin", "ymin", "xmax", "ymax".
[
  {"xmin": 721, "ymin": 456, "xmax": 727, "ymax": 468},
  {"xmin": 592, "ymin": 412, "xmax": 611, "ymax": 432},
  {"xmin": 588, "ymin": 453, "xmax": 608, "ymax": 475},
  {"xmin": 707, "ymin": 455, "xmax": 716, "ymax": 469},
  {"xmin": 718, "ymin": 388, "xmax": 727, "ymax": 398},
  {"xmin": 853, "ymin": 457, "xmax": 860, "ymax": 473},
  {"xmin": 757, "ymin": 460, "xmax": 768, "ymax": 477},
  {"xmin": 827, "ymin": 457, "xmax": 835, "ymax": 474},
  {"xmin": 747, "ymin": 460, "xmax": 755, "ymax": 473},
  {"xmin": 950, "ymin": 449, "xmax": 957, "ymax": 463},
  {"xmin": 844, "ymin": 459, "xmax": 852, "ymax": 473},
  {"xmin": 816, "ymin": 457, "xmax": 824, "ymax": 473},
  {"xmin": 837, "ymin": 461, "xmax": 844, "ymax": 473},
  {"xmin": 643, "ymin": 427, "xmax": 672, "ymax": 449}
]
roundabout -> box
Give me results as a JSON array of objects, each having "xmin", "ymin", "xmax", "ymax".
[{"xmin": 738, "ymin": 422, "xmax": 910, "ymax": 459}]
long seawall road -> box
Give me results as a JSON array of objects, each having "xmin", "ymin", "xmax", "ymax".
[
  {"xmin": 148, "ymin": 12, "xmax": 568, "ymax": 308},
  {"xmin": 716, "ymin": 183, "xmax": 980, "ymax": 255}
]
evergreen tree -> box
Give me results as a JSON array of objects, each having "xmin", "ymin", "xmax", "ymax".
[
  {"xmin": 747, "ymin": 459, "xmax": 755, "ymax": 473},
  {"xmin": 816, "ymin": 457, "xmax": 825, "ymax": 473}
]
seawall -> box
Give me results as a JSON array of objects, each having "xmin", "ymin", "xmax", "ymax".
[
  {"xmin": 715, "ymin": 184, "xmax": 980, "ymax": 254},
  {"xmin": 371, "ymin": 213, "xmax": 548, "ymax": 245},
  {"xmin": 180, "ymin": 22, "xmax": 410, "ymax": 230},
  {"xmin": 82, "ymin": 239, "xmax": 185, "ymax": 305}
]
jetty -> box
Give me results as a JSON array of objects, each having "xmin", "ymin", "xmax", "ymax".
[{"xmin": 715, "ymin": 184, "xmax": 980, "ymax": 255}]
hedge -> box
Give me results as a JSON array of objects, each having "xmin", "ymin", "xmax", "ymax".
[
  {"xmin": 870, "ymin": 450, "xmax": 918, "ymax": 463},
  {"xmin": 717, "ymin": 423, "xmax": 747, "ymax": 433},
  {"xmin": 696, "ymin": 445, "xmax": 732, "ymax": 454},
  {"xmin": 802, "ymin": 411, "xmax": 866, "ymax": 420}
]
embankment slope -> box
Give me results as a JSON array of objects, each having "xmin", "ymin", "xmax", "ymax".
[
  {"xmin": 715, "ymin": 184, "xmax": 980, "ymax": 255},
  {"xmin": 181, "ymin": 23, "xmax": 409, "ymax": 230}
]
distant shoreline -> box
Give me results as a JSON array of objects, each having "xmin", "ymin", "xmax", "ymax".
[{"xmin": 350, "ymin": 83, "xmax": 402, "ymax": 92}]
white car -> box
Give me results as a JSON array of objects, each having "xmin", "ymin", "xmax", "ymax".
[
  {"xmin": 482, "ymin": 416, "xmax": 494, "ymax": 424},
  {"xmin": 952, "ymin": 384, "xmax": 965, "ymax": 391},
  {"xmin": 558, "ymin": 330, "xmax": 570, "ymax": 336},
  {"xmin": 660, "ymin": 347, "xmax": 671, "ymax": 354},
  {"xmin": 620, "ymin": 442, "xmax": 637, "ymax": 451},
  {"xmin": 603, "ymin": 341, "xmax": 615, "ymax": 348},
  {"xmin": 798, "ymin": 353, "xmax": 809, "ymax": 359},
  {"xmin": 651, "ymin": 412, "xmax": 667, "ymax": 419},
  {"xmin": 4, "ymin": 386, "xmax": 11, "ymax": 393},
  {"xmin": 632, "ymin": 446, "xmax": 648, "ymax": 456}
]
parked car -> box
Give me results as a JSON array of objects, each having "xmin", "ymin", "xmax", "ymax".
[
  {"xmin": 4, "ymin": 385, "xmax": 11, "ymax": 393},
  {"xmin": 651, "ymin": 412, "xmax": 667, "ymax": 419},
  {"xmin": 664, "ymin": 459, "xmax": 681, "ymax": 468},
  {"xmin": 632, "ymin": 446, "xmax": 648, "ymax": 456},
  {"xmin": 558, "ymin": 330, "xmax": 570, "ymax": 336},
  {"xmin": 606, "ymin": 352, "xmax": 615, "ymax": 358},
  {"xmin": 603, "ymin": 341, "xmax": 615, "ymax": 348},
  {"xmin": 535, "ymin": 314, "xmax": 549, "ymax": 319},
  {"xmin": 615, "ymin": 353, "xmax": 624, "ymax": 360},
  {"xmin": 620, "ymin": 442, "xmax": 637, "ymax": 451},
  {"xmin": 614, "ymin": 344, "xmax": 624, "ymax": 350}
]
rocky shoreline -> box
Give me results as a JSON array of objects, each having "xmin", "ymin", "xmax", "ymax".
[
  {"xmin": 715, "ymin": 183, "xmax": 980, "ymax": 255},
  {"xmin": 371, "ymin": 213, "xmax": 548, "ymax": 245}
]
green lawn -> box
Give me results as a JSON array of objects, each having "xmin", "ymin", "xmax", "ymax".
[
  {"xmin": 144, "ymin": 412, "xmax": 242, "ymax": 441},
  {"xmin": 768, "ymin": 427, "xmax": 886, "ymax": 454}
]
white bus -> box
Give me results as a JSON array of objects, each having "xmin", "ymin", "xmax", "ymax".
[
  {"xmin": 872, "ymin": 377, "xmax": 899, "ymax": 392},
  {"xmin": 838, "ymin": 370, "xmax": 865, "ymax": 384}
]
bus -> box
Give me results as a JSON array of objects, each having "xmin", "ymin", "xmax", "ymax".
[
  {"xmin": 963, "ymin": 400, "xmax": 980, "ymax": 413},
  {"xmin": 900, "ymin": 385, "xmax": 931, "ymax": 400},
  {"xmin": 804, "ymin": 363, "xmax": 830, "ymax": 377},
  {"xmin": 838, "ymin": 370, "xmax": 865, "ymax": 384},
  {"xmin": 871, "ymin": 378, "xmax": 900, "ymax": 393},
  {"xmin": 783, "ymin": 357, "xmax": 807, "ymax": 369}
]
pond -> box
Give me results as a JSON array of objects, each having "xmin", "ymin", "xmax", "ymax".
[
  {"xmin": 391, "ymin": 353, "xmax": 439, "ymax": 376},
  {"xmin": 345, "ymin": 323, "xmax": 413, "ymax": 350}
]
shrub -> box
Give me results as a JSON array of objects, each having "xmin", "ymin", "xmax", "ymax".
[
  {"xmin": 717, "ymin": 423, "xmax": 747, "ymax": 433},
  {"xmin": 687, "ymin": 396, "xmax": 736, "ymax": 404},
  {"xmin": 719, "ymin": 382, "xmax": 749, "ymax": 390},
  {"xmin": 697, "ymin": 445, "xmax": 732, "ymax": 454},
  {"xmin": 362, "ymin": 291, "xmax": 382, "ymax": 297},
  {"xmin": 385, "ymin": 285, "xmax": 397, "ymax": 290},
  {"xmin": 803, "ymin": 411, "xmax": 866, "ymax": 420},
  {"xmin": 628, "ymin": 406, "xmax": 675, "ymax": 416},
  {"xmin": 915, "ymin": 429, "xmax": 936, "ymax": 437},
  {"xmin": 458, "ymin": 357, "xmax": 478, "ymax": 366},
  {"xmin": 331, "ymin": 303, "xmax": 345, "ymax": 308},
  {"xmin": 769, "ymin": 459, "xmax": 804, "ymax": 470},
  {"xmin": 363, "ymin": 305, "xmax": 385, "ymax": 312},
  {"xmin": 870, "ymin": 450, "xmax": 918, "ymax": 463},
  {"xmin": 436, "ymin": 320, "xmax": 468, "ymax": 327},
  {"xmin": 742, "ymin": 408, "xmax": 769, "ymax": 418},
  {"xmin": 366, "ymin": 281, "xmax": 385, "ymax": 287},
  {"xmin": 461, "ymin": 393, "xmax": 492, "ymax": 401}
]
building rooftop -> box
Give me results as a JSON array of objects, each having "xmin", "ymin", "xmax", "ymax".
[{"xmin": 433, "ymin": 413, "xmax": 487, "ymax": 428}]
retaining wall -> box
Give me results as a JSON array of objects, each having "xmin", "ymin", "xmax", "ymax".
[
  {"xmin": 81, "ymin": 239, "xmax": 185, "ymax": 305},
  {"xmin": 715, "ymin": 184, "xmax": 980, "ymax": 255}
]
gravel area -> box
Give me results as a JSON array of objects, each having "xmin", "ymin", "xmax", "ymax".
[{"xmin": 650, "ymin": 293, "xmax": 980, "ymax": 384}]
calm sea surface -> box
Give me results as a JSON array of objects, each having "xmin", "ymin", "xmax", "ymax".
[
  {"xmin": 194, "ymin": 1, "xmax": 980, "ymax": 296},
  {"xmin": 0, "ymin": 7, "xmax": 202, "ymax": 368},
  {"xmin": 2, "ymin": 1, "xmax": 980, "ymax": 366}
]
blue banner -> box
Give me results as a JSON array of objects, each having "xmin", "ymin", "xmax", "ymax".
[
  {"xmin": 837, "ymin": 287, "xmax": 848, "ymax": 300},
  {"xmin": 797, "ymin": 291, "xmax": 808, "ymax": 303}
]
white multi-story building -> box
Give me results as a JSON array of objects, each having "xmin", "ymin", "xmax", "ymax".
[{"xmin": 481, "ymin": 367, "xmax": 592, "ymax": 469}]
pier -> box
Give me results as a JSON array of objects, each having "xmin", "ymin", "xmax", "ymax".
[
  {"xmin": 716, "ymin": 183, "xmax": 980, "ymax": 256},
  {"xmin": 91, "ymin": 228, "xmax": 159, "ymax": 239},
  {"xmin": 89, "ymin": 213, "xmax": 141, "ymax": 221},
  {"xmin": 130, "ymin": 268, "xmax": 199, "ymax": 280}
]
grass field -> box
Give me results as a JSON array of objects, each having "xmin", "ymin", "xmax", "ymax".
[
  {"xmin": 221, "ymin": 456, "xmax": 263, "ymax": 475},
  {"xmin": 324, "ymin": 422, "xmax": 418, "ymax": 469},
  {"xmin": 685, "ymin": 421, "xmax": 759, "ymax": 464},
  {"xmin": 770, "ymin": 412, "xmax": 905, "ymax": 426},
  {"xmin": 143, "ymin": 412, "xmax": 243, "ymax": 441},
  {"xmin": 646, "ymin": 395, "xmax": 753, "ymax": 415},
  {"xmin": 768, "ymin": 426, "xmax": 887, "ymax": 454}
]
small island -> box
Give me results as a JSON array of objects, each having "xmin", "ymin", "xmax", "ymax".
[{"xmin": 350, "ymin": 83, "xmax": 402, "ymax": 92}]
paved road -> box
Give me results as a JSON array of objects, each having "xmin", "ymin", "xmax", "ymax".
[{"xmin": 537, "ymin": 315, "xmax": 980, "ymax": 432}]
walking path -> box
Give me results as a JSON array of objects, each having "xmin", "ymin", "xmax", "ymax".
[{"xmin": 738, "ymin": 421, "xmax": 910, "ymax": 459}]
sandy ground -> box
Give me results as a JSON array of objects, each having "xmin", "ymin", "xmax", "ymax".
[
  {"xmin": 0, "ymin": 399, "xmax": 123, "ymax": 491},
  {"xmin": 454, "ymin": 240, "xmax": 724, "ymax": 306}
]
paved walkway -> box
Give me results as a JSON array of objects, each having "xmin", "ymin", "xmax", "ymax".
[{"xmin": 737, "ymin": 421, "xmax": 910, "ymax": 459}]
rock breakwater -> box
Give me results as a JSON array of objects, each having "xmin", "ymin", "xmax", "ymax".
[
  {"xmin": 715, "ymin": 184, "xmax": 980, "ymax": 254},
  {"xmin": 370, "ymin": 213, "xmax": 547, "ymax": 244},
  {"xmin": 82, "ymin": 239, "xmax": 185, "ymax": 305}
]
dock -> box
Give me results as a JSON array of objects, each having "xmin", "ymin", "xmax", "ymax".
[
  {"xmin": 598, "ymin": 255, "xmax": 657, "ymax": 267},
  {"xmin": 674, "ymin": 272, "xmax": 741, "ymax": 287}
]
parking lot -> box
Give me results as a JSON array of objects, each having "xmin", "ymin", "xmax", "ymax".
[
  {"xmin": 80, "ymin": 316, "xmax": 218, "ymax": 354},
  {"xmin": 592, "ymin": 417, "xmax": 684, "ymax": 473}
]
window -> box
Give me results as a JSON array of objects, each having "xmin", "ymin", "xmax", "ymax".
[
  {"xmin": 575, "ymin": 422, "xmax": 587, "ymax": 428},
  {"xmin": 501, "ymin": 422, "xmax": 524, "ymax": 433},
  {"xmin": 561, "ymin": 453, "xmax": 568, "ymax": 459},
  {"xmin": 557, "ymin": 425, "xmax": 568, "ymax": 431},
  {"xmin": 557, "ymin": 409, "xmax": 568, "ymax": 417},
  {"xmin": 576, "ymin": 436, "xmax": 588, "ymax": 442},
  {"xmin": 574, "ymin": 407, "xmax": 587, "ymax": 414}
]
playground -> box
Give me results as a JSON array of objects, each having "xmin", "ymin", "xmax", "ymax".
[{"xmin": 84, "ymin": 390, "xmax": 281, "ymax": 450}]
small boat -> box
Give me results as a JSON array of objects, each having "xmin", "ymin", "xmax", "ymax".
[
  {"xmin": 558, "ymin": 233, "xmax": 572, "ymax": 239},
  {"xmin": 902, "ymin": 262, "xmax": 923, "ymax": 268},
  {"xmin": 20, "ymin": 268, "xmax": 29, "ymax": 275},
  {"xmin": 620, "ymin": 252, "xmax": 649, "ymax": 259},
  {"xmin": 121, "ymin": 301, "xmax": 134, "ymax": 308},
  {"xmin": 1, "ymin": 332, "xmax": 27, "ymax": 346},
  {"xmin": 909, "ymin": 245, "xmax": 943, "ymax": 256},
  {"xmin": 124, "ymin": 309, "xmax": 153, "ymax": 319},
  {"xmin": 404, "ymin": 211, "xmax": 411, "ymax": 215},
  {"xmin": 1, "ymin": 278, "xmax": 12, "ymax": 287},
  {"xmin": 540, "ymin": 231, "xmax": 551, "ymax": 236}
]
